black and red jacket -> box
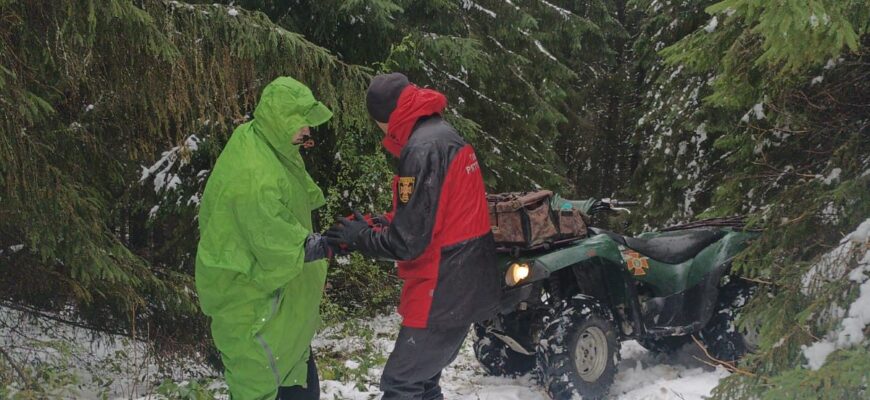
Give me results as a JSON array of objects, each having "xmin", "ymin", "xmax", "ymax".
[{"xmin": 357, "ymin": 115, "xmax": 500, "ymax": 329}]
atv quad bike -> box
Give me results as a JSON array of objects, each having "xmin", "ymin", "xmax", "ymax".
[{"xmin": 473, "ymin": 198, "xmax": 759, "ymax": 400}]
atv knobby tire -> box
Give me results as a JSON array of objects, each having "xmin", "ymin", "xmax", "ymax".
[
  {"xmin": 698, "ymin": 280, "xmax": 756, "ymax": 362},
  {"xmin": 536, "ymin": 295, "xmax": 619, "ymax": 400},
  {"xmin": 472, "ymin": 322, "xmax": 535, "ymax": 377}
]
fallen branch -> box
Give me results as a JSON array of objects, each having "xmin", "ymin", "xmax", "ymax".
[
  {"xmin": 0, "ymin": 299, "xmax": 137, "ymax": 340},
  {"xmin": 0, "ymin": 345, "xmax": 30, "ymax": 390},
  {"xmin": 690, "ymin": 335, "xmax": 759, "ymax": 379}
]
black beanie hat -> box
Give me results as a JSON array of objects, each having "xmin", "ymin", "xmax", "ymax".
[{"xmin": 366, "ymin": 72, "xmax": 410, "ymax": 123}]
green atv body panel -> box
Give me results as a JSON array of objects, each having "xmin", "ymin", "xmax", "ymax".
[
  {"xmin": 629, "ymin": 229, "xmax": 756, "ymax": 296},
  {"xmin": 498, "ymin": 228, "xmax": 756, "ymax": 296}
]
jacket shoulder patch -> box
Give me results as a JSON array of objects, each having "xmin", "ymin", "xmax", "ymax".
[{"xmin": 398, "ymin": 177, "xmax": 415, "ymax": 203}]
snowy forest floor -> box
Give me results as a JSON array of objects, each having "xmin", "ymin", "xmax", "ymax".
[
  {"xmin": 314, "ymin": 314, "xmax": 729, "ymax": 400},
  {"xmin": 1, "ymin": 308, "xmax": 730, "ymax": 399}
]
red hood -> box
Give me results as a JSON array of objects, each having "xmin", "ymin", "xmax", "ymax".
[{"xmin": 382, "ymin": 85, "xmax": 448, "ymax": 157}]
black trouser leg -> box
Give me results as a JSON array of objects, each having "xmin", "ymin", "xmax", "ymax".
[
  {"xmin": 420, "ymin": 372, "xmax": 443, "ymax": 400},
  {"xmin": 380, "ymin": 325, "xmax": 469, "ymax": 400},
  {"xmin": 276, "ymin": 350, "xmax": 319, "ymax": 400}
]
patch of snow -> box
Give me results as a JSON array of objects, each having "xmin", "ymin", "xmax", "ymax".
[
  {"xmin": 752, "ymin": 103, "xmax": 765, "ymax": 119},
  {"xmin": 539, "ymin": 0, "xmax": 574, "ymax": 19},
  {"xmin": 140, "ymin": 135, "xmax": 201, "ymax": 193},
  {"xmin": 533, "ymin": 40, "xmax": 558, "ymax": 62},
  {"xmin": 849, "ymin": 219, "xmax": 870, "ymax": 243},
  {"xmin": 165, "ymin": 174, "xmax": 182, "ymax": 191},
  {"xmin": 822, "ymin": 167, "xmax": 841, "ymax": 185},
  {"xmin": 704, "ymin": 16, "xmax": 718, "ymax": 33},
  {"xmin": 802, "ymin": 340, "xmax": 836, "ymax": 370},
  {"xmin": 461, "ymin": 0, "xmax": 497, "ymax": 18},
  {"xmin": 811, "ymin": 75, "xmax": 824, "ymax": 85},
  {"xmin": 668, "ymin": 65, "xmax": 684, "ymax": 81},
  {"xmin": 820, "ymin": 201, "xmax": 841, "ymax": 224},
  {"xmin": 612, "ymin": 341, "xmax": 729, "ymax": 399},
  {"xmin": 695, "ymin": 123, "xmax": 708, "ymax": 145},
  {"xmin": 801, "ymin": 218, "xmax": 870, "ymax": 370},
  {"xmin": 227, "ymin": 8, "xmax": 238, "ymax": 16},
  {"xmin": 801, "ymin": 218, "xmax": 866, "ymax": 295}
]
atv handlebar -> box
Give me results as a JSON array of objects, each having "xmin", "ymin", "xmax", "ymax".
[
  {"xmin": 602, "ymin": 198, "xmax": 639, "ymax": 207},
  {"xmin": 587, "ymin": 198, "xmax": 638, "ymax": 215}
]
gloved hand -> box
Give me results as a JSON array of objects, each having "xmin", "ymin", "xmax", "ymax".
[
  {"xmin": 371, "ymin": 214, "xmax": 391, "ymax": 227},
  {"xmin": 325, "ymin": 210, "xmax": 371, "ymax": 252},
  {"xmin": 303, "ymin": 233, "xmax": 333, "ymax": 262}
]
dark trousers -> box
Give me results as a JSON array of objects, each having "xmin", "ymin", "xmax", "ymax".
[
  {"xmin": 276, "ymin": 350, "xmax": 319, "ymax": 400},
  {"xmin": 380, "ymin": 325, "xmax": 469, "ymax": 400}
]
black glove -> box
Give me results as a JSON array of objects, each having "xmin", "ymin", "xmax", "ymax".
[
  {"xmin": 325, "ymin": 210, "xmax": 371, "ymax": 252},
  {"xmin": 303, "ymin": 233, "xmax": 332, "ymax": 262}
]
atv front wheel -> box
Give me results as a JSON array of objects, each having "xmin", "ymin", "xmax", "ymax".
[
  {"xmin": 472, "ymin": 321, "xmax": 535, "ymax": 376},
  {"xmin": 536, "ymin": 295, "xmax": 619, "ymax": 400}
]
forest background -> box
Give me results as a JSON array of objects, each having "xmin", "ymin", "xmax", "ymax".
[{"xmin": 1, "ymin": 0, "xmax": 867, "ymax": 398}]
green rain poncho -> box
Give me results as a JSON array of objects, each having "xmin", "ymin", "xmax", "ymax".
[{"xmin": 195, "ymin": 77, "xmax": 333, "ymax": 400}]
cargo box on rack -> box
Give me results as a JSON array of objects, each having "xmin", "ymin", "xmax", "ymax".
[{"xmin": 487, "ymin": 191, "xmax": 589, "ymax": 251}]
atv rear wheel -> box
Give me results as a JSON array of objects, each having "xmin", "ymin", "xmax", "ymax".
[
  {"xmin": 472, "ymin": 321, "xmax": 535, "ymax": 376},
  {"xmin": 698, "ymin": 279, "xmax": 757, "ymax": 362},
  {"xmin": 536, "ymin": 296, "xmax": 619, "ymax": 400}
]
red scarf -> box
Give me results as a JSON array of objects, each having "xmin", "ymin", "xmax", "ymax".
[{"xmin": 383, "ymin": 85, "xmax": 448, "ymax": 157}]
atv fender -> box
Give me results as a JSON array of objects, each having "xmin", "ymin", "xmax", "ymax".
[{"xmin": 533, "ymin": 234, "xmax": 624, "ymax": 273}]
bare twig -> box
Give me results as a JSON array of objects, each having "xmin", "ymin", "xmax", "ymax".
[
  {"xmin": 801, "ymin": 326, "xmax": 821, "ymax": 342},
  {"xmin": 739, "ymin": 276, "xmax": 774, "ymax": 285},
  {"xmin": 669, "ymin": 388, "xmax": 688, "ymax": 400}
]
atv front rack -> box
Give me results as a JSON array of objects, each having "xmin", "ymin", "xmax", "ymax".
[{"xmin": 659, "ymin": 216, "xmax": 758, "ymax": 232}]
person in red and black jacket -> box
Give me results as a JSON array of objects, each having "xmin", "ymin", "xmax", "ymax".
[{"xmin": 326, "ymin": 73, "xmax": 500, "ymax": 399}]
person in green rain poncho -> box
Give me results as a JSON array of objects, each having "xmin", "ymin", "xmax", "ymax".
[{"xmin": 195, "ymin": 77, "xmax": 337, "ymax": 400}]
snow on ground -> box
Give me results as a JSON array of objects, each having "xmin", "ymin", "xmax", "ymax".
[
  {"xmin": 315, "ymin": 313, "xmax": 729, "ymax": 400},
  {"xmin": 2, "ymin": 307, "xmax": 729, "ymax": 399},
  {"xmin": 0, "ymin": 305, "xmax": 216, "ymax": 399}
]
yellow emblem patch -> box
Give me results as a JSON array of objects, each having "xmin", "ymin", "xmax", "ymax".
[
  {"xmin": 622, "ymin": 249, "xmax": 650, "ymax": 276},
  {"xmin": 398, "ymin": 177, "xmax": 415, "ymax": 204}
]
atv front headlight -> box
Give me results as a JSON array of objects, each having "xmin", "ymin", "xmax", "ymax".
[{"xmin": 505, "ymin": 262, "xmax": 531, "ymax": 286}]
